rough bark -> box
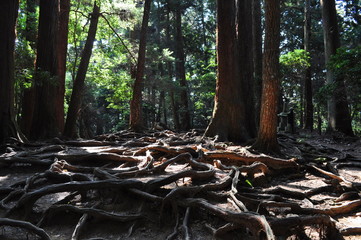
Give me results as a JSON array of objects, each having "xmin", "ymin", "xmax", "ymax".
[
  {"xmin": 31, "ymin": 0, "xmax": 62, "ymax": 139},
  {"xmin": 303, "ymin": 0, "xmax": 313, "ymax": 131},
  {"xmin": 238, "ymin": 0, "xmax": 257, "ymax": 138},
  {"xmin": 175, "ymin": 8, "xmax": 191, "ymax": 131},
  {"xmin": 321, "ymin": 0, "xmax": 354, "ymax": 136},
  {"xmin": 165, "ymin": 8, "xmax": 180, "ymax": 130},
  {"xmin": 25, "ymin": 0, "xmax": 37, "ymax": 49},
  {"xmin": 56, "ymin": 0, "xmax": 70, "ymax": 134},
  {"xmin": 0, "ymin": 0, "xmax": 20, "ymax": 143},
  {"xmin": 0, "ymin": 0, "xmax": 20, "ymax": 142},
  {"xmin": 20, "ymin": 0, "xmax": 37, "ymax": 137},
  {"xmin": 252, "ymin": 0, "xmax": 281, "ymax": 153},
  {"xmin": 204, "ymin": 0, "xmax": 252, "ymax": 143},
  {"xmin": 64, "ymin": 2, "xmax": 100, "ymax": 138},
  {"xmin": 129, "ymin": 0, "xmax": 152, "ymax": 132},
  {"xmin": 252, "ymin": 0, "xmax": 263, "ymax": 129}
]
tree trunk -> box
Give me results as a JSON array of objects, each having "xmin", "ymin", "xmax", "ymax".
[
  {"xmin": 175, "ymin": 8, "xmax": 191, "ymax": 131},
  {"xmin": 252, "ymin": 0, "xmax": 281, "ymax": 153},
  {"xmin": 0, "ymin": 0, "xmax": 20, "ymax": 143},
  {"xmin": 321, "ymin": 0, "xmax": 354, "ymax": 136},
  {"xmin": 129, "ymin": 0, "xmax": 152, "ymax": 132},
  {"xmin": 20, "ymin": 0, "xmax": 37, "ymax": 137},
  {"xmin": 252, "ymin": 0, "xmax": 263, "ymax": 129},
  {"xmin": 166, "ymin": 8, "xmax": 180, "ymax": 130},
  {"xmin": 56, "ymin": 0, "xmax": 70, "ymax": 133},
  {"xmin": 25, "ymin": 0, "xmax": 37, "ymax": 49},
  {"xmin": 204, "ymin": 0, "xmax": 251, "ymax": 143},
  {"xmin": 238, "ymin": 0, "xmax": 257, "ymax": 138},
  {"xmin": 64, "ymin": 2, "xmax": 100, "ymax": 138},
  {"xmin": 30, "ymin": 0, "xmax": 62, "ymax": 139},
  {"xmin": 303, "ymin": 0, "xmax": 313, "ymax": 131}
]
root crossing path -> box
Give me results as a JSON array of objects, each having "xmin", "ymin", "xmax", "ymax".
[{"xmin": 0, "ymin": 130, "xmax": 360, "ymax": 239}]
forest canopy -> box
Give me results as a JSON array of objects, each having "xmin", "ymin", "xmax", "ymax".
[{"xmin": 0, "ymin": 0, "xmax": 360, "ymax": 142}]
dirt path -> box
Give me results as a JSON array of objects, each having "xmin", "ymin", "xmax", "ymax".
[{"xmin": 0, "ymin": 130, "xmax": 360, "ymax": 239}]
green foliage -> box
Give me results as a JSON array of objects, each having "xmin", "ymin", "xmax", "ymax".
[
  {"xmin": 280, "ymin": 49, "xmax": 311, "ymax": 69},
  {"xmin": 280, "ymin": 49, "xmax": 311, "ymax": 119},
  {"xmin": 329, "ymin": 46, "xmax": 361, "ymax": 133}
]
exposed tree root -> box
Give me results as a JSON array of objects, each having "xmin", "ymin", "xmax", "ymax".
[
  {"xmin": 1, "ymin": 130, "xmax": 360, "ymax": 239},
  {"xmin": 0, "ymin": 218, "xmax": 51, "ymax": 240}
]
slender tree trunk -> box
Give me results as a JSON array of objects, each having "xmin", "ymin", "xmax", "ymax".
[
  {"xmin": 20, "ymin": 0, "xmax": 37, "ymax": 137},
  {"xmin": 303, "ymin": 0, "xmax": 313, "ymax": 131},
  {"xmin": 175, "ymin": 8, "xmax": 191, "ymax": 131},
  {"xmin": 56, "ymin": 0, "xmax": 70, "ymax": 134},
  {"xmin": 0, "ymin": 0, "xmax": 21, "ymax": 143},
  {"xmin": 321, "ymin": 0, "xmax": 354, "ymax": 136},
  {"xmin": 252, "ymin": 0, "xmax": 263, "ymax": 129},
  {"xmin": 25, "ymin": 0, "xmax": 37, "ymax": 49},
  {"xmin": 31, "ymin": 0, "xmax": 62, "ymax": 139},
  {"xmin": 129, "ymin": 0, "xmax": 152, "ymax": 132},
  {"xmin": 205, "ymin": 0, "xmax": 251, "ymax": 143},
  {"xmin": 64, "ymin": 2, "xmax": 100, "ymax": 138},
  {"xmin": 165, "ymin": 9, "xmax": 180, "ymax": 130},
  {"xmin": 238, "ymin": 0, "xmax": 257, "ymax": 138},
  {"xmin": 253, "ymin": 0, "xmax": 281, "ymax": 153}
]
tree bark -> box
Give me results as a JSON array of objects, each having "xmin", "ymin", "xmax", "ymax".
[
  {"xmin": 25, "ymin": 0, "xmax": 37, "ymax": 49},
  {"xmin": 204, "ymin": 0, "xmax": 252, "ymax": 143},
  {"xmin": 165, "ymin": 9, "xmax": 180, "ymax": 130},
  {"xmin": 252, "ymin": 0, "xmax": 263, "ymax": 129},
  {"xmin": 303, "ymin": 0, "xmax": 313, "ymax": 131},
  {"xmin": 129, "ymin": 0, "xmax": 152, "ymax": 132},
  {"xmin": 175, "ymin": 8, "xmax": 191, "ymax": 131},
  {"xmin": 64, "ymin": 2, "xmax": 100, "ymax": 138},
  {"xmin": 252, "ymin": 0, "xmax": 281, "ymax": 153},
  {"xmin": 56, "ymin": 0, "xmax": 70, "ymax": 134},
  {"xmin": 238, "ymin": 0, "xmax": 257, "ymax": 138},
  {"xmin": 30, "ymin": 0, "xmax": 62, "ymax": 139},
  {"xmin": 321, "ymin": 0, "xmax": 354, "ymax": 136},
  {"xmin": 0, "ymin": 0, "xmax": 20, "ymax": 143}
]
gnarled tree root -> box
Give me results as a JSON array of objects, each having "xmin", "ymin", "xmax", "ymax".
[{"xmin": 0, "ymin": 218, "xmax": 51, "ymax": 240}]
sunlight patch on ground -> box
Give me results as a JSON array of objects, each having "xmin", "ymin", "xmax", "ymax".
[{"xmin": 0, "ymin": 175, "xmax": 8, "ymax": 183}]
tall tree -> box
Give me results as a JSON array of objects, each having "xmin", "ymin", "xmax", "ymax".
[
  {"xmin": 129, "ymin": 0, "xmax": 152, "ymax": 132},
  {"xmin": 252, "ymin": 0, "xmax": 263, "ymax": 128},
  {"xmin": 56, "ymin": 0, "xmax": 71, "ymax": 133},
  {"xmin": 238, "ymin": 0, "xmax": 257, "ymax": 138},
  {"xmin": 174, "ymin": 7, "xmax": 191, "ymax": 130},
  {"xmin": 321, "ymin": 0, "xmax": 354, "ymax": 136},
  {"xmin": 20, "ymin": 0, "xmax": 38, "ymax": 137},
  {"xmin": 204, "ymin": 0, "xmax": 254, "ymax": 142},
  {"xmin": 64, "ymin": 2, "xmax": 100, "ymax": 138},
  {"xmin": 252, "ymin": 0, "xmax": 281, "ymax": 153},
  {"xmin": 303, "ymin": 0, "xmax": 313, "ymax": 131},
  {"xmin": 30, "ymin": 0, "xmax": 63, "ymax": 139},
  {"xmin": 0, "ymin": 0, "xmax": 21, "ymax": 143}
]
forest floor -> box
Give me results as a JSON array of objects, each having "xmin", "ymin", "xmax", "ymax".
[{"xmin": 0, "ymin": 130, "xmax": 360, "ymax": 240}]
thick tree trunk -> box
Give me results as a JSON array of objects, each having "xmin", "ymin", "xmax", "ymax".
[
  {"xmin": 303, "ymin": 0, "xmax": 313, "ymax": 131},
  {"xmin": 64, "ymin": 2, "xmax": 100, "ymax": 138},
  {"xmin": 31, "ymin": 0, "xmax": 63, "ymax": 139},
  {"xmin": 238, "ymin": 0, "xmax": 257, "ymax": 138},
  {"xmin": 321, "ymin": 0, "xmax": 354, "ymax": 136},
  {"xmin": 204, "ymin": 0, "xmax": 251, "ymax": 143},
  {"xmin": 129, "ymin": 0, "xmax": 152, "ymax": 132},
  {"xmin": 253, "ymin": 0, "xmax": 281, "ymax": 153},
  {"xmin": 0, "ymin": 0, "xmax": 20, "ymax": 143},
  {"xmin": 175, "ymin": 8, "xmax": 191, "ymax": 131},
  {"xmin": 252, "ymin": 0, "xmax": 263, "ymax": 129}
]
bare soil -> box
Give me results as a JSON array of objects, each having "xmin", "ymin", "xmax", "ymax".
[{"xmin": 0, "ymin": 130, "xmax": 360, "ymax": 240}]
